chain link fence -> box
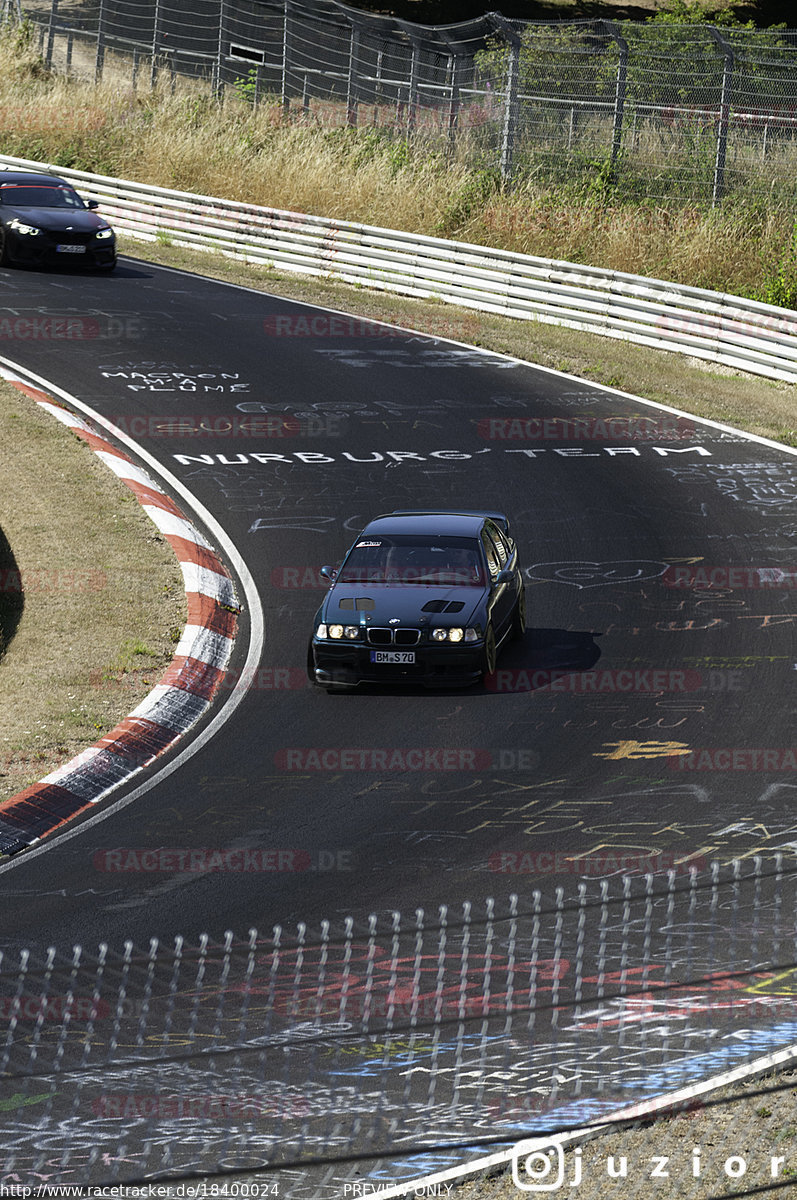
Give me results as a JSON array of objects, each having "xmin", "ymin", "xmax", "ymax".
[
  {"xmin": 2, "ymin": 855, "xmax": 797, "ymax": 1194},
  {"xmin": 17, "ymin": 1, "xmax": 797, "ymax": 208}
]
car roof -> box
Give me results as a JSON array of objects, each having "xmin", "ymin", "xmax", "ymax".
[
  {"xmin": 364, "ymin": 511, "xmax": 502, "ymax": 537},
  {"xmin": 0, "ymin": 171, "xmax": 71, "ymax": 187}
]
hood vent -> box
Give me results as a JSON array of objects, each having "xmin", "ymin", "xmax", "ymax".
[
  {"xmin": 339, "ymin": 596, "xmax": 375, "ymax": 611},
  {"xmin": 421, "ymin": 600, "xmax": 465, "ymax": 614}
]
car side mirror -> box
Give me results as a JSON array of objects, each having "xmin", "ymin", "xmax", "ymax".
[
  {"xmin": 86, "ymin": 199, "xmax": 100, "ymax": 210},
  {"xmin": 320, "ymin": 565, "xmax": 337, "ymax": 582},
  {"xmin": 495, "ymin": 568, "xmax": 514, "ymax": 586}
]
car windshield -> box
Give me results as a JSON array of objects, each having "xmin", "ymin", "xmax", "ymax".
[
  {"xmin": 0, "ymin": 183, "xmax": 85, "ymax": 208},
  {"xmin": 338, "ymin": 535, "xmax": 485, "ymax": 585}
]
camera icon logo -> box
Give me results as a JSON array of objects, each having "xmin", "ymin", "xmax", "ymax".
[{"xmin": 511, "ymin": 1140, "xmax": 566, "ymax": 1191}]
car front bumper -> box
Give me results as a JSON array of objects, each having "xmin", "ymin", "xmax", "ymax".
[
  {"xmin": 311, "ymin": 638, "xmax": 484, "ymax": 687},
  {"xmin": 6, "ymin": 230, "xmax": 116, "ymax": 269}
]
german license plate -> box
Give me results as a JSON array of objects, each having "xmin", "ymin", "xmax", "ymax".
[
  {"xmin": 370, "ymin": 651, "xmax": 415, "ymax": 664},
  {"xmin": 56, "ymin": 244, "xmax": 86, "ymax": 254}
]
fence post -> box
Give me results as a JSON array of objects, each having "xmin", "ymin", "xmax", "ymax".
[
  {"xmin": 487, "ymin": 12, "xmax": 521, "ymax": 182},
  {"xmin": 94, "ymin": 0, "xmax": 106, "ymax": 83},
  {"xmin": 372, "ymin": 43, "xmax": 384, "ymax": 125},
  {"xmin": 45, "ymin": 0, "xmax": 59, "ymax": 68},
  {"xmin": 346, "ymin": 23, "xmax": 361, "ymax": 128},
  {"xmin": 281, "ymin": 0, "xmax": 294, "ymax": 115},
  {"xmin": 707, "ymin": 27, "xmax": 734, "ymax": 207},
  {"xmin": 396, "ymin": 20, "xmax": 422, "ymax": 135},
  {"xmin": 441, "ymin": 32, "xmax": 466, "ymax": 159},
  {"xmin": 599, "ymin": 21, "xmax": 628, "ymax": 176},
  {"xmin": 214, "ymin": 0, "xmax": 227, "ymax": 98},
  {"xmin": 151, "ymin": 0, "xmax": 162, "ymax": 87}
]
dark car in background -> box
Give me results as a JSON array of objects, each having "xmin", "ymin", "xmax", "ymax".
[
  {"xmin": 0, "ymin": 171, "xmax": 116, "ymax": 271},
  {"xmin": 308, "ymin": 510, "xmax": 525, "ymax": 690}
]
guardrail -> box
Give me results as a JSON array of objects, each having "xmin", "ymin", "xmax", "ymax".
[{"xmin": 2, "ymin": 152, "xmax": 797, "ymax": 383}]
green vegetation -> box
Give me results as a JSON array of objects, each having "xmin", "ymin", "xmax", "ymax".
[{"xmin": 1, "ymin": 19, "xmax": 796, "ymax": 310}]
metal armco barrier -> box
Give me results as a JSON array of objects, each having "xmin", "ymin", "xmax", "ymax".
[{"xmin": 2, "ymin": 152, "xmax": 797, "ymax": 383}]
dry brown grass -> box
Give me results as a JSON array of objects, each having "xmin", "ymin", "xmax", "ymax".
[
  {"xmin": 0, "ymin": 24, "xmax": 794, "ymax": 303},
  {"xmin": 0, "ymin": 382, "xmax": 185, "ymax": 801}
]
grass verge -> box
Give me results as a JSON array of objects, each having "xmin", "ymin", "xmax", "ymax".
[
  {"xmin": 0, "ymin": 379, "xmax": 185, "ymax": 802},
  {"xmin": 457, "ymin": 1068, "xmax": 797, "ymax": 1197}
]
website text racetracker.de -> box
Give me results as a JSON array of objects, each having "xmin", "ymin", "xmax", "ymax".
[
  {"xmin": 670, "ymin": 748, "xmax": 797, "ymax": 771},
  {"xmin": 0, "ymin": 1187, "xmax": 279, "ymax": 1198},
  {"xmin": 486, "ymin": 668, "xmax": 748, "ymax": 693},
  {"xmin": 273, "ymin": 748, "xmax": 538, "ymax": 771},
  {"xmin": 478, "ymin": 415, "xmax": 696, "ymax": 441},
  {"xmin": 104, "ymin": 414, "xmax": 345, "ymax": 439}
]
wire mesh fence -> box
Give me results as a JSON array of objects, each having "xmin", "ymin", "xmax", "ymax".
[
  {"xmin": 17, "ymin": 1, "xmax": 797, "ymax": 208},
  {"xmin": 2, "ymin": 855, "xmax": 797, "ymax": 1194}
]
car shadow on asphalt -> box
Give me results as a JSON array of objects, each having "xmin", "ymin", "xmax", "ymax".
[{"xmin": 10, "ymin": 261, "xmax": 152, "ymax": 278}]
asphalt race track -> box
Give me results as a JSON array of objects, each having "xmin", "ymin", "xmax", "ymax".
[{"xmin": 1, "ymin": 256, "xmax": 796, "ymax": 1194}]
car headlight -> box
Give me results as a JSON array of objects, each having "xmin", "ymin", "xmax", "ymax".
[
  {"xmin": 316, "ymin": 624, "xmax": 328, "ymax": 639},
  {"xmin": 344, "ymin": 626, "xmax": 360, "ymax": 639},
  {"xmin": 431, "ymin": 627, "xmax": 469, "ymax": 643},
  {"xmin": 95, "ymin": 228, "xmax": 114, "ymax": 240},
  {"xmin": 328, "ymin": 625, "xmax": 344, "ymax": 639},
  {"xmin": 10, "ymin": 220, "xmax": 40, "ymax": 236}
]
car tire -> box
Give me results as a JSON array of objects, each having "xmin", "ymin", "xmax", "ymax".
[
  {"xmin": 481, "ymin": 624, "xmax": 497, "ymax": 679},
  {"xmin": 511, "ymin": 586, "xmax": 526, "ymax": 641}
]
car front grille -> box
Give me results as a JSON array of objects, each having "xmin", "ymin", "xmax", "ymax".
[
  {"xmin": 367, "ymin": 628, "xmax": 421, "ymax": 646},
  {"xmin": 46, "ymin": 231, "xmax": 94, "ymax": 244},
  {"xmin": 395, "ymin": 629, "xmax": 421, "ymax": 647}
]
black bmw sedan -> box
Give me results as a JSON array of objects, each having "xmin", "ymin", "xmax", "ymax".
[
  {"xmin": 308, "ymin": 510, "xmax": 526, "ymax": 690},
  {"xmin": 0, "ymin": 171, "xmax": 116, "ymax": 270}
]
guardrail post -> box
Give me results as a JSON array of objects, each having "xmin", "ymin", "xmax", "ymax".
[
  {"xmin": 708, "ymin": 27, "xmax": 734, "ymax": 207},
  {"xmin": 487, "ymin": 12, "xmax": 521, "ymax": 182},
  {"xmin": 599, "ymin": 21, "xmax": 628, "ymax": 176},
  {"xmin": 95, "ymin": 0, "xmax": 106, "ymax": 83},
  {"xmin": 45, "ymin": 0, "xmax": 59, "ymax": 68}
]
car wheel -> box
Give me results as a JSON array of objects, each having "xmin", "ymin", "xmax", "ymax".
[
  {"xmin": 511, "ymin": 586, "xmax": 526, "ymax": 641},
  {"xmin": 481, "ymin": 624, "xmax": 497, "ymax": 679}
]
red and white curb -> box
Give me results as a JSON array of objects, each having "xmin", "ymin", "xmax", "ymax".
[{"xmin": 0, "ymin": 372, "xmax": 239, "ymax": 857}]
